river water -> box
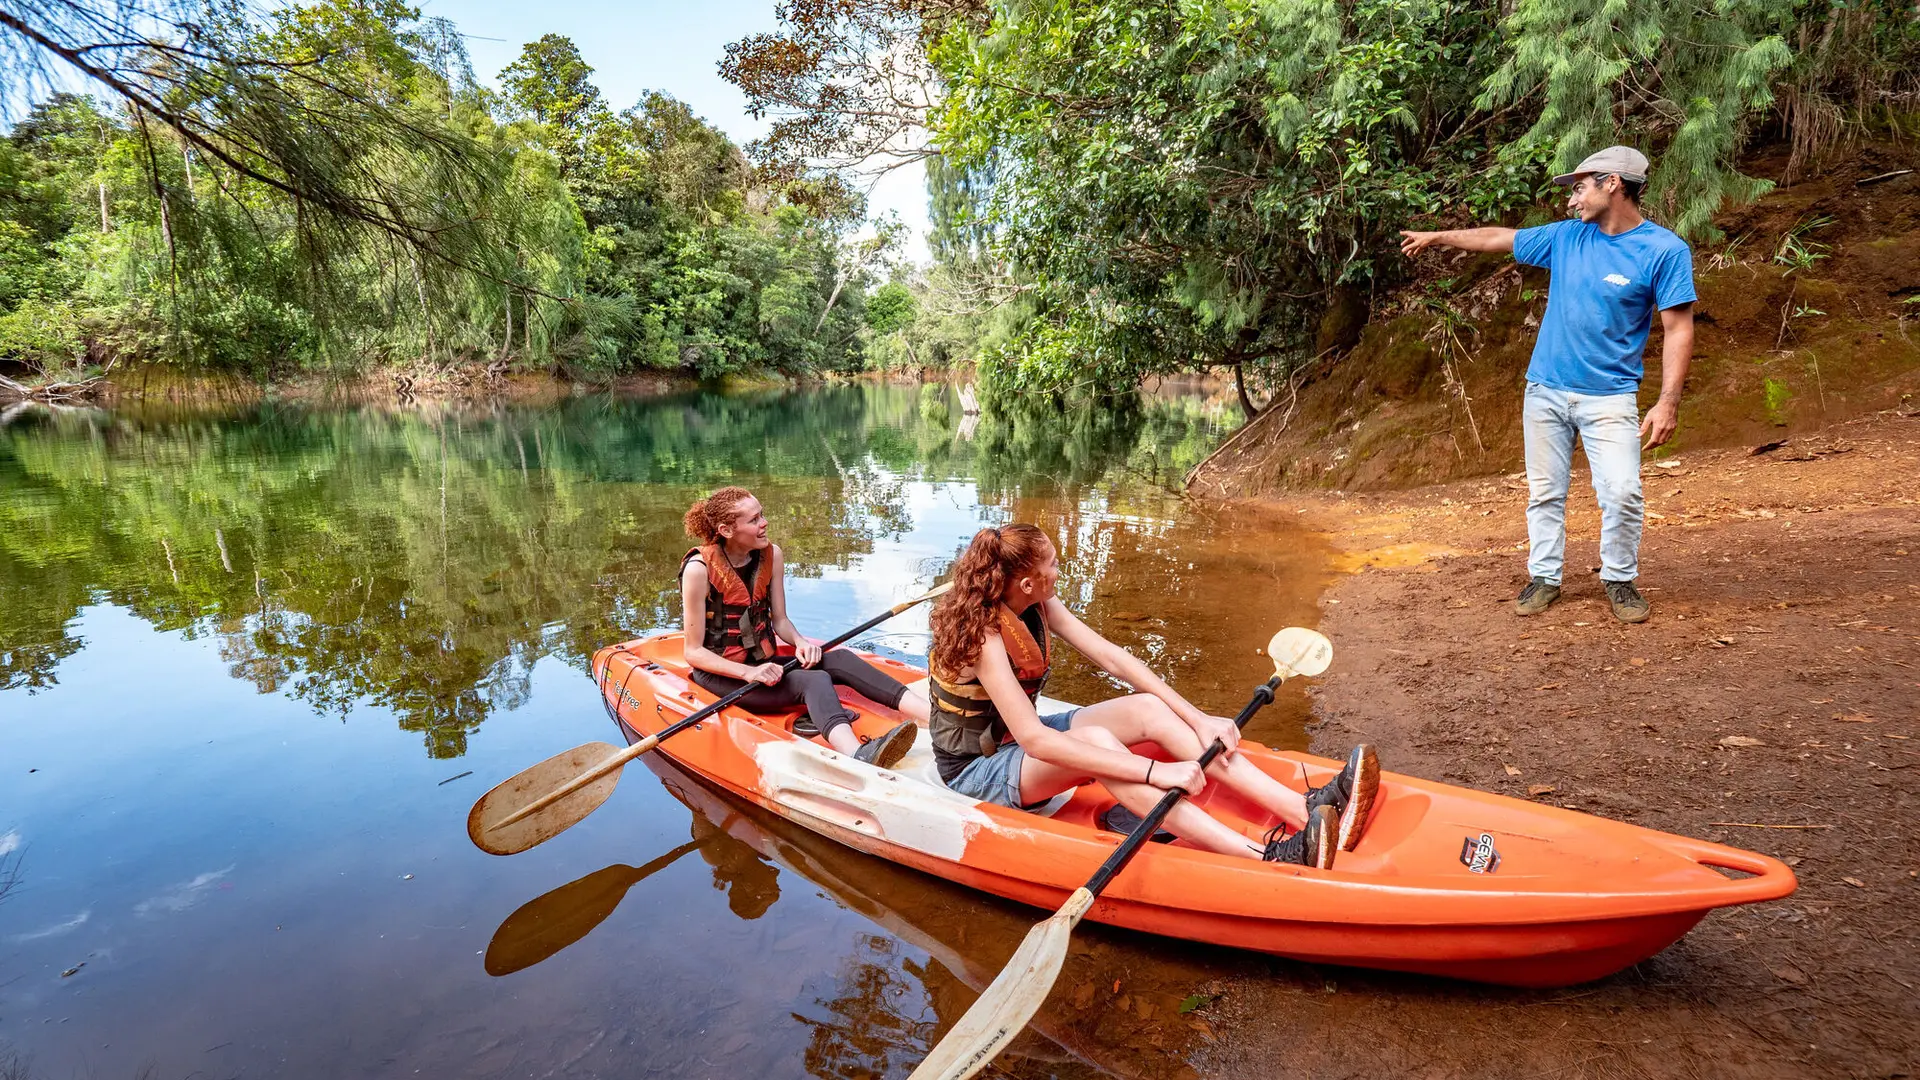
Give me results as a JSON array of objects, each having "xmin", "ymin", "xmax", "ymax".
[{"xmin": 0, "ymin": 381, "xmax": 1328, "ymax": 1079}]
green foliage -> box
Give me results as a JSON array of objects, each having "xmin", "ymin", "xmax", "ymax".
[
  {"xmin": 1480, "ymin": 0, "xmax": 1794, "ymax": 238},
  {"xmin": 1773, "ymin": 215, "xmax": 1834, "ymax": 276},
  {"xmin": 501, "ymin": 34, "xmax": 608, "ymax": 132},
  {"xmin": 933, "ymin": 0, "xmax": 1520, "ymax": 396},
  {"xmin": 917, "ymin": 382, "xmax": 950, "ymax": 424},
  {"xmin": 0, "ymin": 7, "xmax": 891, "ymax": 381},
  {"xmin": 866, "ymin": 282, "xmax": 916, "ymax": 335},
  {"xmin": 0, "ymin": 297, "xmax": 86, "ymax": 368},
  {"xmin": 913, "ymin": 0, "xmax": 1914, "ymax": 398},
  {"xmin": 1762, "ymin": 375, "xmax": 1793, "ymax": 423}
]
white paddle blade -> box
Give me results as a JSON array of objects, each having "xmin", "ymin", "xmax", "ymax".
[
  {"xmin": 467, "ymin": 742, "xmax": 625, "ymax": 856},
  {"xmin": 1266, "ymin": 627, "xmax": 1333, "ymax": 679},
  {"xmin": 908, "ymin": 887, "xmax": 1095, "ymax": 1080}
]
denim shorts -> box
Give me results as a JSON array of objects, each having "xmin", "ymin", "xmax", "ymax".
[{"xmin": 942, "ymin": 709, "xmax": 1080, "ymax": 809}]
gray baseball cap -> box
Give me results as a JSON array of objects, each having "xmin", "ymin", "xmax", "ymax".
[{"xmin": 1551, "ymin": 145, "xmax": 1650, "ymax": 186}]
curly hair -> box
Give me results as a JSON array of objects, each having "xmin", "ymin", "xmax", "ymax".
[
  {"xmin": 929, "ymin": 524, "xmax": 1053, "ymax": 675},
  {"xmin": 683, "ymin": 486, "xmax": 758, "ymax": 544}
]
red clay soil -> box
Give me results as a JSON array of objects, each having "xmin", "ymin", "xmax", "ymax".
[{"xmin": 1192, "ymin": 408, "xmax": 1919, "ymax": 1080}]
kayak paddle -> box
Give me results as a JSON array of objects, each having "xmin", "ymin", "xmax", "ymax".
[
  {"xmin": 467, "ymin": 581, "xmax": 952, "ymax": 856},
  {"xmin": 906, "ymin": 626, "xmax": 1334, "ymax": 1080}
]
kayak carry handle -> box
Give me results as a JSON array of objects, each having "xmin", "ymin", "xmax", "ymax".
[{"xmin": 1660, "ymin": 834, "xmax": 1799, "ymax": 904}]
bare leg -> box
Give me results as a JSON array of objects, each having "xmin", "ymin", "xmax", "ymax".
[
  {"xmin": 825, "ymin": 725, "xmax": 862, "ymax": 755},
  {"xmin": 1022, "ymin": 695, "xmax": 1308, "ymax": 826},
  {"xmin": 894, "ymin": 678, "xmax": 932, "ymax": 724},
  {"xmin": 1209, "ymin": 751, "xmax": 1309, "ymax": 828},
  {"xmin": 1016, "ymin": 725, "xmax": 1266, "ymax": 859}
]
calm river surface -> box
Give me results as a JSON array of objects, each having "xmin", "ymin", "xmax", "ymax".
[{"xmin": 0, "ymin": 382, "xmax": 1328, "ymax": 1079}]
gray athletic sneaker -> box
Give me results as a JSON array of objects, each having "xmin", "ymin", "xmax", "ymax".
[
  {"xmin": 1262, "ymin": 804, "xmax": 1337, "ymax": 869},
  {"xmin": 853, "ymin": 721, "xmax": 917, "ymax": 769},
  {"xmin": 1514, "ymin": 577, "xmax": 1562, "ymax": 616},
  {"xmin": 1605, "ymin": 579, "xmax": 1650, "ymax": 624},
  {"xmin": 1303, "ymin": 745, "xmax": 1381, "ymax": 852}
]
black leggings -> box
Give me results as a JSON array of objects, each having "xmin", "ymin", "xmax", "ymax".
[{"xmin": 690, "ymin": 649, "xmax": 908, "ymax": 737}]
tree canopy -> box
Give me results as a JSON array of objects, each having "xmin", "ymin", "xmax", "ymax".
[
  {"xmin": 0, "ymin": 1, "xmax": 900, "ymax": 380},
  {"xmin": 721, "ymin": 0, "xmax": 1918, "ymax": 404}
]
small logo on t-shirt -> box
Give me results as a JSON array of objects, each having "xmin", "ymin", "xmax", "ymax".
[{"xmin": 1604, "ymin": 273, "xmax": 1631, "ymax": 287}]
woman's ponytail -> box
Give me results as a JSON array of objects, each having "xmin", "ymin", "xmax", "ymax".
[
  {"xmin": 930, "ymin": 523, "xmax": 1052, "ymax": 674},
  {"xmin": 683, "ymin": 486, "xmax": 756, "ymax": 544}
]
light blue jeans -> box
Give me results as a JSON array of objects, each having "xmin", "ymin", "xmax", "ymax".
[{"xmin": 1523, "ymin": 382, "xmax": 1643, "ymax": 585}]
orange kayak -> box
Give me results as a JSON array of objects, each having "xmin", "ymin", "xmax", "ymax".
[{"xmin": 593, "ymin": 633, "xmax": 1796, "ymax": 988}]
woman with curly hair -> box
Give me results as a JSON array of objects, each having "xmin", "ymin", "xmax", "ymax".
[
  {"xmin": 680, "ymin": 486, "xmax": 921, "ymax": 769},
  {"xmin": 926, "ymin": 524, "xmax": 1380, "ymax": 866}
]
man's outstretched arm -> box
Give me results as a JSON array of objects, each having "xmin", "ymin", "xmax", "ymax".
[{"xmin": 1400, "ymin": 227, "xmax": 1517, "ymax": 256}]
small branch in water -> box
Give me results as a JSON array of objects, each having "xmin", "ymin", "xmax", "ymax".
[{"xmin": 439, "ymin": 771, "xmax": 474, "ymax": 786}]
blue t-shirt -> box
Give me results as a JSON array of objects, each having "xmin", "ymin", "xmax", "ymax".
[{"xmin": 1512, "ymin": 219, "xmax": 1697, "ymax": 395}]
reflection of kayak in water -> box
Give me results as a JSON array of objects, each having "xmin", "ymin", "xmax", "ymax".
[
  {"xmin": 595, "ymin": 632, "xmax": 1796, "ymax": 988},
  {"xmin": 645, "ymin": 755, "xmax": 1192, "ymax": 1079}
]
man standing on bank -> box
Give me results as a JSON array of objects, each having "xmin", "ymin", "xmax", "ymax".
[{"xmin": 1399, "ymin": 146, "xmax": 1696, "ymax": 624}]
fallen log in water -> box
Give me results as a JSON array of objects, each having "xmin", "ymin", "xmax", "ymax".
[{"xmin": 0, "ymin": 367, "xmax": 112, "ymax": 403}]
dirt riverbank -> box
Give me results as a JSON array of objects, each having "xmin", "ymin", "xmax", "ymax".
[{"xmin": 1194, "ymin": 407, "xmax": 1918, "ymax": 1079}]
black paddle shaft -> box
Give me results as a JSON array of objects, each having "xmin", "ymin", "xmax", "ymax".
[
  {"xmin": 1083, "ymin": 675, "xmax": 1284, "ymax": 896},
  {"xmin": 604, "ymin": 596, "xmax": 924, "ymax": 744}
]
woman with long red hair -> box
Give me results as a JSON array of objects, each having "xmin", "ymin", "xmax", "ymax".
[
  {"xmin": 680, "ymin": 486, "xmax": 922, "ymax": 768},
  {"xmin": 926, "ymin": 524, "xmax": 1380, "ymax": 866}
]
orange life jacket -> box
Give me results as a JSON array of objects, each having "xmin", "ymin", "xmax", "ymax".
[
  {"xmin": 929, "ymin": 602, "xmax": 1052, "ymax": 776},
  {"xmin": 683, "ymin": 544, "xmax": 775, "ymax": 664}
]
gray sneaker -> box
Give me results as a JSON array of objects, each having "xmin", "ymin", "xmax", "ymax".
[
  {"xmin": 1303, "ymin": 745, "xmax": 1381, "ymax": 852},
  {"xmin": 1605, "ymin": 579, "xmax": 1650, "ymax": 624},
  {"xmin": 1261, "ymin": 804, "xmax": 1338, "ymax": 869},
  {"xmin": 1514, "ymin": 577, "xmax": 1562, "ymax": 616},
  {"xmin": 853, "ymin": 721, "xmax": 917, "ymax": 769}
]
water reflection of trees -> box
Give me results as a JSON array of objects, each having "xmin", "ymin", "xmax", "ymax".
[
  {"xmin": 0, "ymin": 392, "xmax": 906, "ymax": 753},
  {"xmin": 0, "ymin": 384, "xmax": 1238, "ymax": 756},
  {"xmin": 892, "ymin": 387, "xmax": 1235, "ymax": 499}
]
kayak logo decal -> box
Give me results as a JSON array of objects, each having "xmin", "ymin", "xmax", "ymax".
[{"xmin": 1460, "ymin": 832, "xmax": 1501, "ymax": 874}]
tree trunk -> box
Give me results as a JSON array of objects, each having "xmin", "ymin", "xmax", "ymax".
[
  {"xmin": 1232, "ymin": 362, "xmax": 1260, "ymax": 420},
  {"xmin": 409, "ymin": 250, "xmax": 436, "ymax": 364},
  {"xmin": 814, "ymin": 275, "xmax": 848, "ymax": 333},
  {"xmin": 156, "ymin": 180, "xmax": 174, "ymax": 254},
  {"xmin": 501, "ymin": 288, "xmax": 513, "ymax": 362},
  {"xmin": 98, "ymin": 180, "xmax": 110, "ymax": 232}
]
